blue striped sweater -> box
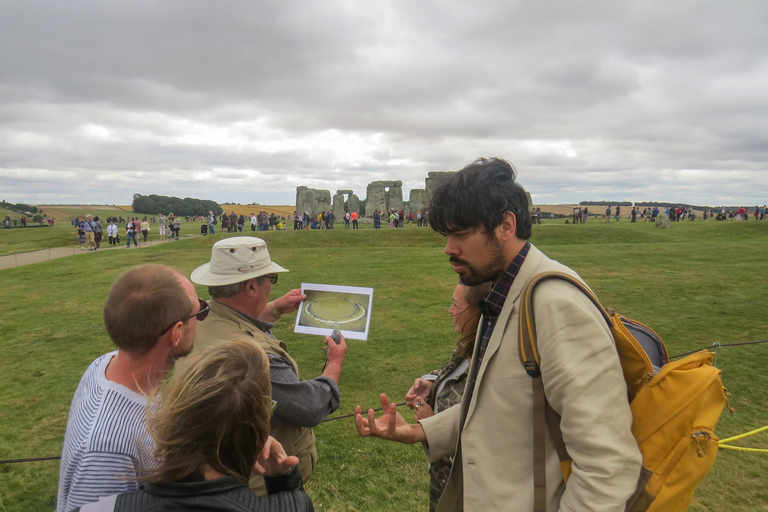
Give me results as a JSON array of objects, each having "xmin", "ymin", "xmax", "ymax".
[{"xmin": 57, "ymin": 352, "xmax": 153, "ymax": 512}]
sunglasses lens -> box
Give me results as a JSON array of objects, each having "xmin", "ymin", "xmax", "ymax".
[{"xmin": 196, "ymin": 298, "xmax": 210, "ymax": 321}]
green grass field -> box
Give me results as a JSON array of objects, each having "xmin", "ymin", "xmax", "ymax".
[{"xmin": 1, "ymin": 220, "xmax": 767, "ymax": 511}]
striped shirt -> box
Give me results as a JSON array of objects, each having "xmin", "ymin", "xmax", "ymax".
[{"xmin": 57, "ymin": 352, "xmax": 152, "ymax": 512}]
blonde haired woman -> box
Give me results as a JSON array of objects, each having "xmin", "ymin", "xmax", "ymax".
[{"xmin": 76, "ymin": 339, "xmax": 313, "ymax": 512}]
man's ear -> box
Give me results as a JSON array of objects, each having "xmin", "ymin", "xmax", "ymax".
[
  {"xmin": 166, "ymin": 321, "xmax": 183, "ymax": 349},
  {"xmin": 496, "ymin": 211, "xmax": 517, "ymax": 241},
  {"xmin": 243, "ymin": 278, "xmax": 261, "ymax": 298}
]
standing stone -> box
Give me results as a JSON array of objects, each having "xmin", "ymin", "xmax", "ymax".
[
  {"xmin": 348, "ymin": 194, "xmax": 360, "ymax": 216},
  {"xmin": 333, "ymin": 193, "xmax": 344, "ymax": 217},
  {"xmin": 296, "ymin": 186, "xmax": 332, "ymax": 217},
  {"xmin": 425, "ymin": 171, "xmax": 455, "ymax": 208},
  {"xmin": 388, "ymin": 182, "xmax": 403, "ymax": 213},
  {"xmin": 655, "ymin": 212, "xmax": 672, "ymax": 228},
  {"xmin": 366, "ymin": 182, "xmax": 387, "ymax": 218},
  {"xmin": 408, "ymin": 189, "xmax": 425, "ymax": 215},
  {"xmin": 296, "ymin": 186, "xmax": 309, "ymax": 216}
]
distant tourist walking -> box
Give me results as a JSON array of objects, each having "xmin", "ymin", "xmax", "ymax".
[
  {"xmin": 171, "ymin": 215, "xmax": 181, "ymax": 240},
  {"xmin": 125, "ymin": 218, "xmax": 138, "ymax": 248},
  {"xmin": 207, "ymin": 211, "xmax": 216, "ymax": 235},
  {"xmin": 158, "ymin": 213, "xmax": 166, "ymax": 238},
  {"xmin": 141, "ymin": 218, "xmax": 150, "ymax": 242},
  {"xmin": 83, "ymin": 215, "xmax": 98, "ymax": 251},
  {"xmin": 107, "ymin": 220, "xmax": 118, "ymax": 247}
]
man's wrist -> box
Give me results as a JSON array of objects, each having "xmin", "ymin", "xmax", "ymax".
[
  {"xmin": 268, "ymin": 301, "xmax": 282, "ymax": 319},
  {"xmin": 409, "ymin": 422, "xmax": 427, "ymax": 444}
]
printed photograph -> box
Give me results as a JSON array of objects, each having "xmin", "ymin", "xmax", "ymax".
[{"xmin": 295, "ymin": 283, "xmax": 373, "ymax": 340}]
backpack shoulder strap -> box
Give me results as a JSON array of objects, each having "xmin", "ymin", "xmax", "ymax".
[
  {"xmin": 517, "ymin": 271, "xmax": 613, "ymax": 512},
  {"xmin": 518, "ymin": 271, "xmax": 612, "ymax": 377}
]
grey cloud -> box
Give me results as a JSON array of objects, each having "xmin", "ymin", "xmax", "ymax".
[{"xmin": 1, "ymin": 0, "xmax": 767, "ymax": 206}]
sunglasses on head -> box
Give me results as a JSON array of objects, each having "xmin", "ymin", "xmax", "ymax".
[{"xmin": 159, "ymin": 298, "xmax": 210, "ymax": 336}]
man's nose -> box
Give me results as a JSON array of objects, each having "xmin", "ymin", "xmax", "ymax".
[{"xmin": 444, "ymin": 236, "xmax": 458, "ymax": 256}]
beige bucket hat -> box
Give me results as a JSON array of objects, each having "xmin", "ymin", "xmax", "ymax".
[{"xmin": 191, "ymin": 237, "xmax": 288, "ymax": 286}]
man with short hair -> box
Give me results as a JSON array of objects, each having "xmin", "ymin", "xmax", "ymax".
[
  {"xmin": 58, "ymin": 265, "xmax": 208, "ymax": 512},
  {"xmin": 83, "ymin": 214, "xmax": 97, "ymax": 250},
  {"xmin": 185, "ymin": 237, "xmax": 347, "ymax": 496},
  {"xmin": 356, "ymin": 158, "xmax": 640, "ymax": 512},
  {"xmin": 207, "ymin": 211, "xmax": 215, "ymax": 235}
]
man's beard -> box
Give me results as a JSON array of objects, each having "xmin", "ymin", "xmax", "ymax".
[{"xmin": 451, "ymin": 235, "xmax": 507, "ymax": 286}]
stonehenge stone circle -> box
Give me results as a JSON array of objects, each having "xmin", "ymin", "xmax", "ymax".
[{"xmin": 296, "ymin": 170, "xmax": 531, "ymax": 219}]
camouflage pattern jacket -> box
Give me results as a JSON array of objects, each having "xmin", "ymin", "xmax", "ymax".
[{"xmin": 425, "ymin": 348, "xmax": 470, "ymax": 512}]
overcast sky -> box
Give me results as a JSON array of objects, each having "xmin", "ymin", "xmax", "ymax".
[{"xmin": 2, "ymin": 0, "xmax": 767, "ymax": 207}]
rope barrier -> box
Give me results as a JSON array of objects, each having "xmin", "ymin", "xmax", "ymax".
[
  {"xmin": 0, "ymin": 401, "xmax": 409, "ymax": 465},
  {"xmin": 320, "ymin": 401, "xmax": 408, "ymax": 423},
  {"xmin": 718, "ymin": 445, "xmax": 768, "ymax": 453},
  {"xmin": 718, "ymin": 425, "xmax": 768, "ymax": 453},
  {"xmin": 3, "ymin": 338, "xmax": 766, "ymax": 465},
  {"xmin": 669, "ymin": 339, "xmax": 768, "ymax": 359}
]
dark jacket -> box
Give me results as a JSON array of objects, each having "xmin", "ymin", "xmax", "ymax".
[{"xmin": 74, "ymin": 468, "xmax": 313, "ymax": 512}]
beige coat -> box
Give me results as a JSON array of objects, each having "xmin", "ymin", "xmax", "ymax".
[{"xmin": 420, "ymin": 245, "xmax": 641, "ymax": 512}]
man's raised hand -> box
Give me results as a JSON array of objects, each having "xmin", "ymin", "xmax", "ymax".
[{"xmin": 354, "ymin": 393, "xmax": 426, "ymax": 444}]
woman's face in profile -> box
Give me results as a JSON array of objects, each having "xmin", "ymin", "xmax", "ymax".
[{"xmin": 449, "ymin": 284, "xmax": 471, "ymax": 335}]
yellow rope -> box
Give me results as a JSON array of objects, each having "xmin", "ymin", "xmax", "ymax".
[
  {"xmin": 718, "ymin": 445, "xmax": 768, "ymax": 453},
  {"xmin": 718, "ymin": 425, "xmax": 768, "ymax": 444},
  {"xmin": 717, "ymin": 425, "xmax": 768, "ymax": 453}
]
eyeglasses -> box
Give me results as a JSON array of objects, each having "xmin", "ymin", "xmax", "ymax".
[
  {"xmin": 264, "ymin": 274, "xmax": 278, "ymax": 285},
  {"xmin": 159, "ymin": 298, "xmax": 210, "ymax": 336}
]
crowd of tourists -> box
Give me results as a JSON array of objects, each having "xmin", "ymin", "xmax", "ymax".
[
  {"xmin": 66, "ymin": 202, "xmax": 768, "ymax": 254},
  {"xmin": 3, "ymin": 215, "xmax": 53, "ymax": 227}
]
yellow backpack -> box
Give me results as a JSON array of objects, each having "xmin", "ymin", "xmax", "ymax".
[{"xmin": 518, "ymin": 271, "xmax": 728, "ymax": 512}]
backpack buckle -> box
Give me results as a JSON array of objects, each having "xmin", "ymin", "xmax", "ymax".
[{"xmin": 524, "ymin": 361, "xmax": 541, "ymax": 377}]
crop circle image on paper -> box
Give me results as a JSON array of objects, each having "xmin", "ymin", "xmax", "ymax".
[{"xmin": 299, "ymin": 290, "xmax": 369, "ymax": 332}]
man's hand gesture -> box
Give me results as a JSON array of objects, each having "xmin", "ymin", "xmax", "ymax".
[{"xmin": 355, "ymin": 394, "xmax": 426, "ymax": 445}]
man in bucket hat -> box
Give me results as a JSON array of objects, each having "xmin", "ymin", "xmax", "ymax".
[{"xmin": 183, "ymin": 236, "xmax": 348, "ymax": 496}]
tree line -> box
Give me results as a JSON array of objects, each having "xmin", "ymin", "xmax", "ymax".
[
  {"xmin": 1, "ymin": 200, "xmax": 38, "ymax": 214},
  {"xmin": 132, "ymin": 194, "xmax": 223, "ymax": 217}
]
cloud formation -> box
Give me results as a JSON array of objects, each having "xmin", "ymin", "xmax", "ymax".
[{"xmin": 1, "ymin": 0, "xmax": 767, "ymax": 206}]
